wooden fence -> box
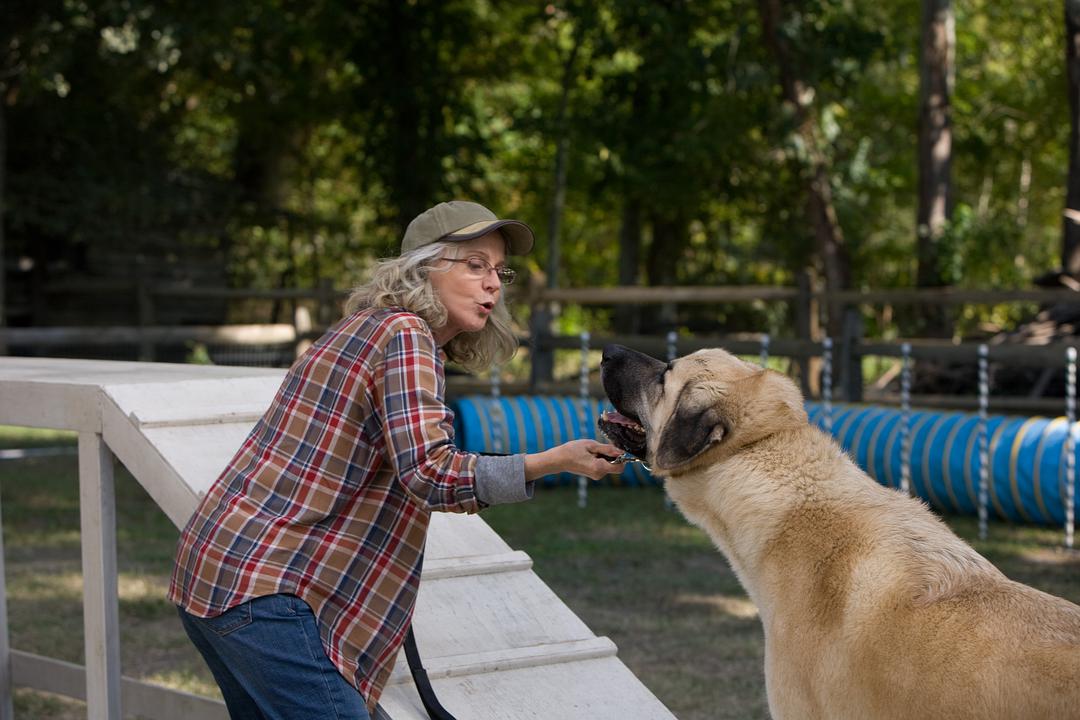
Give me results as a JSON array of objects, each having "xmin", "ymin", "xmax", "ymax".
[
  {"xmin": 4, "ymin": 281, "xmax": 1080, "ymax": 412},
  {"xmin": 526, "ymin": 282, "xmax": 1080, "ymax": 411}
]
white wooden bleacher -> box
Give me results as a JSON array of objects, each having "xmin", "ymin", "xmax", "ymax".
[{"xmin": 0, "ymin": 358, "xmax": 676, "ymax": 720}]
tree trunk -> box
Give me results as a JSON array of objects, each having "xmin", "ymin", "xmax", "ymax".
[
  {"xmin": 389, "ymin": 75, "xmax": 427, "ymax": 231},
  {"xmin": 546, "ymin": 18, "xmax": 586, "ymax": 289},
  {"xmin": 384, "ymin": 2, "xmax": 442, "ymax": 234},
  {"xmin": 1064, "ymin": 0, "xmax": 1080, "ymax": 277},
  {"xmin": 917, "ymin": 0, "xmax": 955, "ymax": 337},
  {"xmin": 0, "ymin": 94, "xmax": 6, "ymax": 354},
  {"xmin": 646, "ymin": 213, "xmax": 685, "ymax": 334},
  {"xmin": 614, "ymin": 199, "xmax": 642, "ymax": 334},
  {"xmin": 758, "ymin": 0, "xmax": 851, "ymax": 338}
]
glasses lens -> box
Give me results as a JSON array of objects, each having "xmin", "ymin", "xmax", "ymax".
[{"xmin": 497, "ymin": 267, "xmax": 516, "ymax": 284}]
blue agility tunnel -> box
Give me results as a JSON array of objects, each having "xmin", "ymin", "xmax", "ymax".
[
  {"xmin": 452, "ymin": 395, "xmax": 656, "ymax": 486},
  {"xmin": 452, "ymin": 395, "xmax": 1080, "ymax": 524},
  {"xmin": 806, "ymin": 402, "xmax": 1080, "ymax": 526}
]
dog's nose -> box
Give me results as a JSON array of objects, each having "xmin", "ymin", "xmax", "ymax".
[{"xmin": 602, "ymin": 344, "xmax": 631, "ymax": 364}]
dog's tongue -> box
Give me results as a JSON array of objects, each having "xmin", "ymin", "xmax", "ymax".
[{"xmin": 603, "ymin": 410, "xmax": 641, "ymax": 428}]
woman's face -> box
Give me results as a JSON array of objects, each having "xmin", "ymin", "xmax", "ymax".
[{"xmin": 429, "ymin": 231, "xmax": 508, "ymax": 346}]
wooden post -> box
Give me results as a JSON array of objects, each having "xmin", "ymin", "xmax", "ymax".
[
  {"xmin": 136, "ymin": 279, "xmax": 155, "ymax": 362},
  {"xmin": 316, "ymin": 278, "xmax": 336, "ymax": 327},
  {"xmin": 529, "ymin": 302, "xmax": 555, "ymax": 391},
  {"xmin": 795, "ymin": 270, "xmax": 820, "ymax": 397},
  {"xmin": 78, "ymin": 433, "xmax": 122, "ymax": 720},
  {"xmin": 0, "ymin": 479, "xmax": 12, "ymax": 720},
  {"xmin": 840, "ymin": 306, "xmax": 864, "ymax": 402},
  {"xmin": 293, "ymin": 304, "xmax": 313, "ymax": 359}
]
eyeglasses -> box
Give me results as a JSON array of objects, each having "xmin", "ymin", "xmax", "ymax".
[{"xmin": 441, "ymin": 257, "xmax": 517, "ymax": 285}]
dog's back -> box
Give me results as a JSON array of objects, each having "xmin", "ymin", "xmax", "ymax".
[
  {"xmin": 840, "ymin": 561, "xmax": 1080, "ymax": 719},
  {"xmin": 758, "ymin": 426, "xmax": 1080, "ymax": 720}
]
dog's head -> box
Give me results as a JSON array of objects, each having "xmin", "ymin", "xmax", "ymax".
[{"xmin": 598, "ymin": 344, "xmax": 808, "ymax": 474}]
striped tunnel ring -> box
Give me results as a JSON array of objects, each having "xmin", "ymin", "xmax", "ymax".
[{"xmin": 452, "ymin": 395, "xmax": 1080, "ymax": 523}]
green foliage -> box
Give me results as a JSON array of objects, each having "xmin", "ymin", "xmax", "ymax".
[
  {"xmin": 184, "ymin": 341, "xmax": 212, "ymax": 365},
  {"xmin": 939, "ymin": 203, "xmax": 1053, "ymax": 334},
  {"xmin": 2, "ymin": 0, "xmax": 1072, "ymax": 344}
]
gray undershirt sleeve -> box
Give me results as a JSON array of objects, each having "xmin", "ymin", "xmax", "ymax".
[{"xmin": 474, "ymin": 454, "xmax": 534, "ymax": 505}]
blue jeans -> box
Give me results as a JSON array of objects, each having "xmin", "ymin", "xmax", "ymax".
[{"xmin": 178, "ymin": 593, "xmax": 372, "ymax": 720}]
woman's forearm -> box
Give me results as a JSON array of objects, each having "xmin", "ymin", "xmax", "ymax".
[
  {"xmin": 523, "ymin": 447, "xmax": 563, "ymax": 481},
  {"xmin": 522, "ymin": 440, "xmax": 626, "ymax": 482}
]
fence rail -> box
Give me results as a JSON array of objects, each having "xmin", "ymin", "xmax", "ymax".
[
  {"xmin": 6, "ymin": 281, "xmax": 1080, "ymax": 412},
  {"xmin": 1, "ymin": 324, "xmax": 304, "ymax": 346},
  {"xmin": 531, "ymin": 284, "xmax": 1080, "ymax": 306},
  {"xmin": 33, "ymin": 280, "xmax": 1080, "ymax": 305}
]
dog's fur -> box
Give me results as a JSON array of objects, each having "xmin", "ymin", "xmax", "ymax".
[{"xmin": 599, "ymin": 344, "xmax": 1080, "ymax": 720}]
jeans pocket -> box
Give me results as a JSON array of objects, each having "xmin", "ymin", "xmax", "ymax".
[
  {"xmin": 203, "ymin": 601, "xmax": 253, "ymax": 637},
  {"xmin": 246, "ymin": 593, "xmax": 305, "ymax": 619}
]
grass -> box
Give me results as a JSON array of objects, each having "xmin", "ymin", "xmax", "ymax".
[
  {"xmin": 485, "ymin": 486, "xmax": 770, "ymax": 720},
  {"xmin": 1, "ymin": 424, "xmax": 1078, "ymax": 719},
  {"xmin": 0, "ymin": 427, "xmax": 219, "ymax": 719}
]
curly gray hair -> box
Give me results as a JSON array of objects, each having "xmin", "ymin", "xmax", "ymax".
[{"xmin": 343, "ymin": 241, "xmax": 518, "ymax": 373}]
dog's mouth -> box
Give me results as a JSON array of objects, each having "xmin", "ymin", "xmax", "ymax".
[{"xmin": 597, "ymin": 410, "xmax": 647, "ymax": 459}]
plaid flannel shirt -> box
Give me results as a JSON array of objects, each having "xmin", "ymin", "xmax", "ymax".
[{"xmin": 169, "ymin": 306, "xmax": 501, "ymax": 709}]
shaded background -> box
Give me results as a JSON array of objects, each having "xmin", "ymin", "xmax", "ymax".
[{"xmin": 1, "ymin": 1, "xmax": 1073, "ymax": 355}]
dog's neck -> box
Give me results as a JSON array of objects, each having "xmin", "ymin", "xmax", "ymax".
[
  {"xmin": 663, "ymin": 437, "xmax": 806, "ymax": 606},
  {"xmin": 666, "ymin": 425, "xmax": 1003, "ymax": 622},
  {"xmin": 663, "ymin": 427, "xmax": 864, "ymax": 614}
]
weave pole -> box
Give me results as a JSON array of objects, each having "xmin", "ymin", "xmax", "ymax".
[
  {"xmin": 899, "ymin": 342, "xmax": 912, "ymax": 496},
  {"xmin": 760, "ymin": 334, "xmax": 771, "ymax": 367},
  {"xmin": 578, "ymin": 331, "xmax": 591, "ymax": 509},
  {"xmin": 822, "ymin": 337, "xmax": 833, "ymax": 434},
  {"xmin": 977, "ymin": 344, "xmax": 990, "ymax": 541},
  {"xmin": 489, "ymin": 365, "xmax": 504, "ymax": 455},
  {"xmin": 663, "ymin": 332, "xmax": 678, "ymax": 511},
  {"xmin": 1066, "ymin": 347, "xmax": 1077, "ymax": 549}
]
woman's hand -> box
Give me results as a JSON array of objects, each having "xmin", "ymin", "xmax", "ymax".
[{"xmin": 524, "ymin": 439, "xmax": 628, "ymax": 481}]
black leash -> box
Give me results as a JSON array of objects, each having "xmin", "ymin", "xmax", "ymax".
[
  {"xmin": 403, "ymin": 625, "xmax": 458, "ymax": 720},
  {"xmin": 402, "ymin": 451, "xmax": 512, "ymax": 719}
]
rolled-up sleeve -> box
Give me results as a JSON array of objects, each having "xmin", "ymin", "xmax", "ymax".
[
  {"xmin": 475, "ymin": 454, "xmax": 533, "ymax": 505},
  {"xmin": 378, "ymin": 323, "xmax": 482, "ymax": 513}
]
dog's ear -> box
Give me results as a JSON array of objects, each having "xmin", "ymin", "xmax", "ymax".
[
  {"xmin": 739, "ymin": 370, "xmax": 808, "ymax": 437},
  {"xmin": 654, "ymin": 400, "xmax": 726, "ymax": 470}
]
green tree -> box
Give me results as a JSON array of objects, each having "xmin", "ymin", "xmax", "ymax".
[{"xmin": 581, "ymin": 0, "xmax": 767, "ymax": 330}]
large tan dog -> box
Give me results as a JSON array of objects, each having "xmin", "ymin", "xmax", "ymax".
[{"xmin": 598, "ymin": 344, "xmax": 1080, "ymax": 720}]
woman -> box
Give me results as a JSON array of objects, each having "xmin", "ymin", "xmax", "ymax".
[{"xmin": 170, "ymin": 200, "xmax": 624, "ymax": 719}]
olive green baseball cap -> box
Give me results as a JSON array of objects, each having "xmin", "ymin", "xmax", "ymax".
[{"xmin": 401, "ymin": 200, "xmax": 534, "ymax": 255}]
